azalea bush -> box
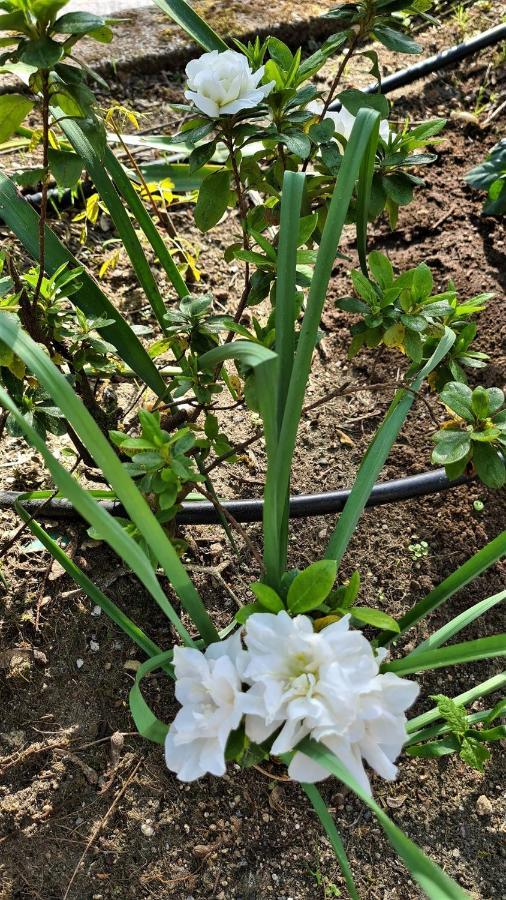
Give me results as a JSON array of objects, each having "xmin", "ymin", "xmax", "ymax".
[{"xmin": 0, "ymin": 0, "xmax": 505, "ymax": 897}]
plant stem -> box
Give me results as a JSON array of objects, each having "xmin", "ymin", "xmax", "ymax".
[{"xmin": 224, "ymin": 133, "xmax": 251, "ymax": 331}]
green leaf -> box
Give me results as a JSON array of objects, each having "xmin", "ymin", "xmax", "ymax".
[
  {"xmin": 430, "ymin": 694, "xmax": 467, "ymax": 737},
  {"xmin": 382, "ymin": 634, "xmax": 506, "ymax": 676},
  {"xmin": 0, "ymin": 95, "xmax": 33, "ymax": 143},
  {"xmin": 0, "ymin": 318, "xmax": 218, "ymax": 646},
  {"xmin": 412, "ymin": 262, "xmax": 433, "ymax": 298},
  {"xmin": 368, "ymin": 250, "xmax": 393, "ymax": 288},
  {"xmin": 338, "ymin": 88, "xmax": 389, "ymax": 119},
  {"xmin": 152, "ymin": 0, "xmax": 227, "ymax": 51},
  {"xmin": 287, "ymin": 560, "xmax": 337, "ymax": 614},
  {"xmin": 53, "ymin": 11, "xmax": 105, "ymax": 33},
  {"xmin": 298, "ymin": 739, "xmax": 468, "ymax": 900},
  {"xmin": 471, "ymin": 385, "xmax": 490, "ymax": 419},
  {"xmin": 194, "ymin": 169, "xmax": 231, "ymax": 232},
  {"xmin": 409, "ymin": 590, "xmax": 505, "ymax": 656},
  {"xmin": 351, "ymin": 607, "xmax": 400, "ymax": 632},
  {"xmin": 20, "ymin": 36, "xmax": 63, "ymax": 68},
  {"xmin": 373, "ymin": 25, "xmax": 422, "ymax": 54},
  {"xmin": 280, "ymin": 132, "xmax": 312, "ymax": 159},
  {"xmin": 342, "ymin": 570, "xmax": 360, "ymax": 607},
  {"xmin": 235, "ymin": 602, "xmax": 262, "ymax": 624},
  {"xmin": 265, "ymin": 109, "xmax": 382, "ymax": 587},
  {"xmin": 439, "ymin": 381, "xmax": 474, "ymax": 420},
  {"xmin": 0, "ymin": 173, "xmax": 166, "ymax": 397},
  {"xmin": 129, "ymin": 650, "xmax": 173, "ymax": 744},
  {"xmin": 103, "ymin": 148, "xmax": 189, "ymax": 301},
  {"xmin": 47, "ymin": 147, "xmax": 83, "ymax": 188},
  {"xmin": 300, "ymin": 783, "xmax": 359, "ymax": 900},
  {"xmin": 15, "ymin": 499, "xmax": 163, "ymax": 661},
  {"xmin": 407, "ymin": 673, "xmax": 506, "ymax": 736},
  {"xmin": 250, "ymin": 583, "xmax": 284, "ymax": 612},
  {"xmin": 52, "ymin": 113, "xmax": 172, "ymax": 333},
  {"xmin": 472, "ymin": 442, "xmax": 506, "ymax": 489},
  {"xmin": 432, "ymin": 430, "xmax": 471, "ymax": 465},
  {"xmin": 459, "ymin": 736, "xmax": 490, "ymax": 772}
]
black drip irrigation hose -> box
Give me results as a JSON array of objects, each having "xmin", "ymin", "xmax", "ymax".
[
  {"xmin": 11, "ymin": 22, "xmax": 506, "ymax": 215},
  {"xmin": 355, "ymin": 22, "xmax": 506, "ymax": 100},
  {"xmin": 0, "ymin": 468, "xmax": 472, "ymax": 525}
]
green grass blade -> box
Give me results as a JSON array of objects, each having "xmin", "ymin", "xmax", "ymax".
[
  {"xmin": 152, "ymin": 0, "xmax": 227, "ymax": 51},
  {"xmin": 408, "ymin": 590, "xmax": 506, "ymax": 657},
  {"xmin": 356, "ymin": 116, "xmax": 380, "ymax": 275},
  {"xmin": 129, "ymin": 650, "xmax": 174, "ymax": 743},
  {"xmin": 298, "ymin": 738, "xmax": 468, "ymax": 900},
  {"xmin": 272, "ymin": 171, "xmax": 305, "ymax": 575},
  {"xmin": 377, "ymin": 531, "xmax": 506, "ymax": 646},
  {"xmin": 52, "ymin": 110, "xmax": 169, "ymax": 332},
  {"xmin": 263, "ymin": 109, "xmax": 380, "ymax": 586},
  {"xmin": 0, "ymin": 173, "xmax": 166, "ymax": 397},
  {"xmin": 15, "ymin": 498, "xmax": 163, "ymax": 660},
  {"xmin": 406, "ymin": 672, "xmax": 506, "ymax": 735},
  {"xmin": 104, "ymin": 147, "xmax": 190, "ymax": 300},
  {"xmin": 0, "ymin": 316, "xmax": 218, "ymax": 645},
  {"xmin": 301, "ymin": 782, "xmax": 359, "ymax": 900},
  {"xmin": 382, "ymin": 634, "xmax": 506, "ymax": 676},
  {"xmin": 275, "ymin": 171, "xmax": 305, "ymax": 433},
  {"xmin": 325, "ymin": 327, "xmax": 456, "ymax": 567},
  {"xmin": 0, "ymin": 383, "xmax": 195, "ymax": 646}
]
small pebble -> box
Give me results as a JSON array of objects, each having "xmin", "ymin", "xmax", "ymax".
[
  {"xmin": 141, "ymin": 822, "xmax": 154, "ymax": 837},
  {"xmin": 91, "ymin": 605, "xmax": 102, "ymax": 617},
  {"xmin": 476, "ymin": 795, "xmax": 493, "ymax": 817},
  {"xmin": 89, "ymin": 640, "xmax": 100, "ymax": 652},
  {"xmin": 76, "ymin": 658, "xmax": 84, "ymax": 669}
]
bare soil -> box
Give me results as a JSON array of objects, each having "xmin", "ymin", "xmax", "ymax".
[{"xmin": 0, "ymin": 5, "xmax": 505, "ymax": 899}]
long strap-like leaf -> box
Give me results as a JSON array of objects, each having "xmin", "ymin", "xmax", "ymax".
[
  {"xmin": 103, "ymin": 147, "xmax": 190, "ymax": 300},
  {"xmin": 51, "ymin": 109, "xmax": 170, "ymax": 333},
  {"xmin": 15, "ymin": 499, "xmax": 164, "ymax": 660},
  {"xmin": 300, "ymin": 781, "xmax": 359, "ymax": 899},
  {"xmin": 0, "ymin": 317, "xmax": 218, "ymax": 645},
  {"xmin": 1, "ymin": 384, "xmax": 195, "ymax": 645},
  {"xmin": 297, "ymin": 739, "xmax": 469, "ymax": 900},
  {"xmin": 264, "ymin": 109, "xmax": 381, "ymax": 587},
  {"xmin": 407, "ymin": 590, "xmax": 505, "ymax": 656},
  {"xmin": 382, "ymin": 633, "xmax": 506, "ymax": 676},
  {"xmin": 0, "ymin": 172, "xmax": 166, "ymax": 397},
  {"xmin": 152, "ymin": 0, "xmax": 227, "ymax": 51}
]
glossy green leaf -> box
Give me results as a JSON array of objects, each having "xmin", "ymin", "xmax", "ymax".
[
  {"xmin": 0, "ymin": 94, "xmax": 33, "ymax": 143},
  {"xmin": 194, "ymin": 169, "xmax": 231, "ymax": 232},
  {"xmin": 287, "ymin": 560, "xmax": 337, "ymax": 614}
]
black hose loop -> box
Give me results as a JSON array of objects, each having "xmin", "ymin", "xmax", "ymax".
[{"xmin": 0, "ymin": 468, "xmax": 472, "ymax": 525}]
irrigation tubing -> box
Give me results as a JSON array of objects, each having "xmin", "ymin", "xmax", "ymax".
[
  {"xmin": 10, "ymin": 22, "xmax": 506, "ymax": 216},
  {"xmin": 0, "ymin": 468, "xmax": 472, "ymax": 525}
]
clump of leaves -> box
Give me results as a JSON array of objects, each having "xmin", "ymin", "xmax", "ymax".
[
  {"xmin": 432, "ymin": 383, "xmax": 506, "ymax": 488},
  {"xmin": 465, "ymin": 139, "xmax": 506, "ymax": 216},
  {"xmin": 406, "ymin": 694, "xmax": 506, "ymax": 771},
  {"xmin": 236, "ymin": 562, "xmax": 400, "ymax": 634}
]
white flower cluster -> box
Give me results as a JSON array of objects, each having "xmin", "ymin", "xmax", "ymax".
[
  {"xmin": 185, "ymin": 50, "xmax": 275, "ymax": 118},
  {"xmin": 165, "ymin": 612, "xmax": 418, "ymax": 793}
]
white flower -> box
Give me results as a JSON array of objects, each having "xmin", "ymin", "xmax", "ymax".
[
  {"xmin": 242, "ymin": 611, "xmax": 418, "ymax": 794},
  {"xmin": 185, "ymin": 50, "xmax": 275, "ymax": 118},
  {"xmin": 308, "ymin": 100, "xmax": 391, "ymax": 143},
  {"xmin": 164, "ymin": 631, "xmax": 247, "ymax": 782}
]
